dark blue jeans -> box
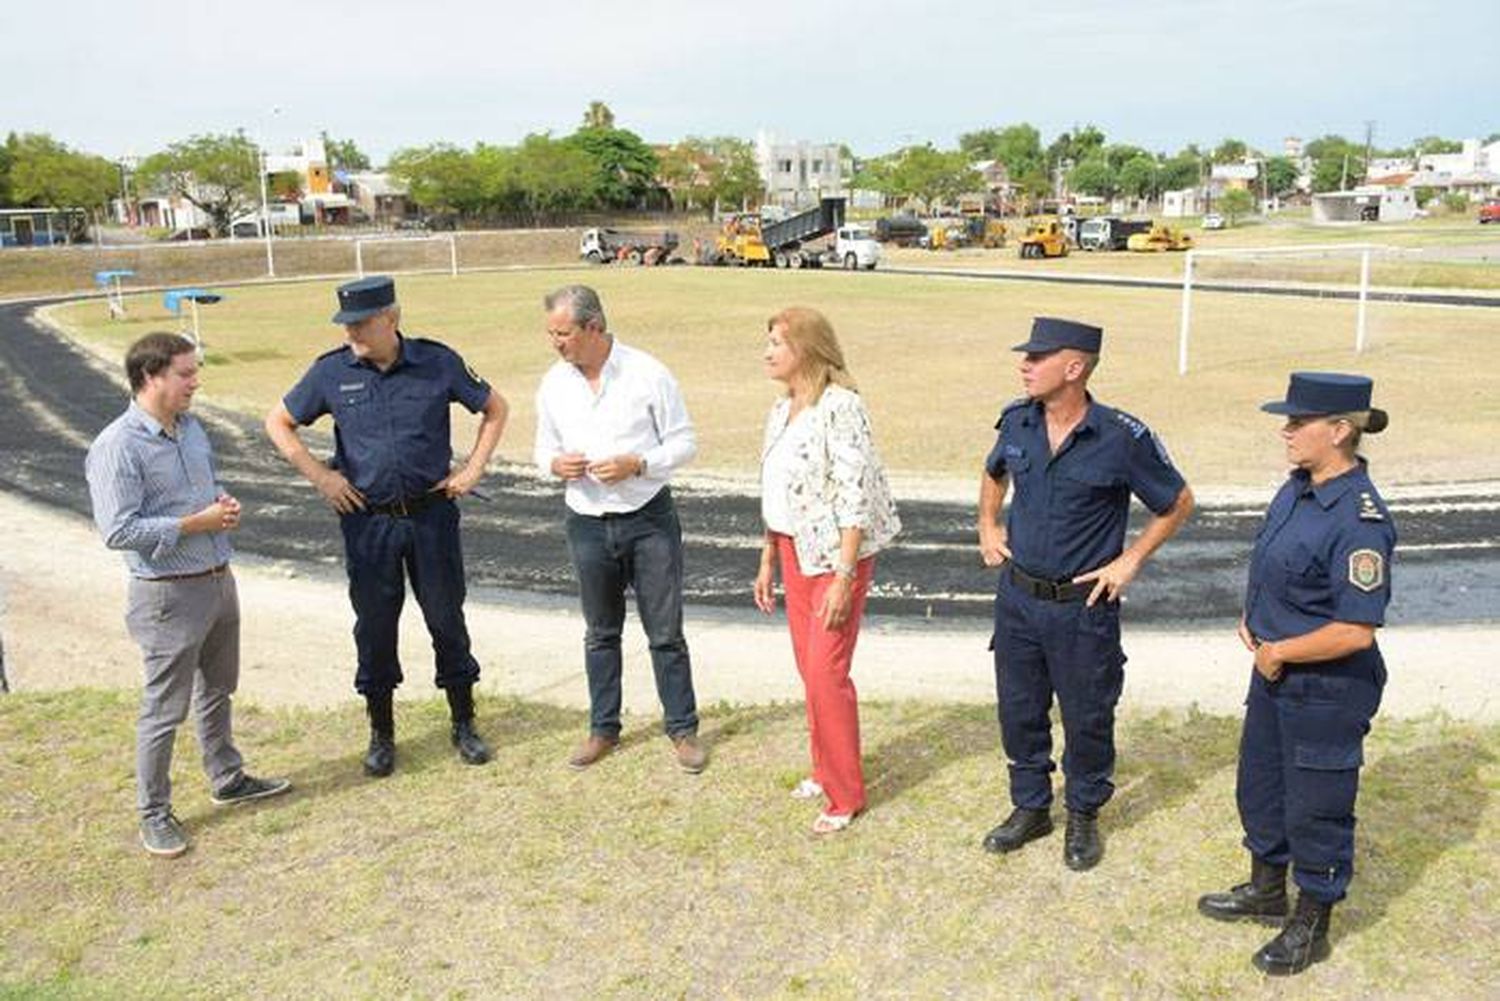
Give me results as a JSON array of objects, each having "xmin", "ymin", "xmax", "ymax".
[
  {"xmin": 339, "ymin": 497, "xmax": 480, "ymax": 696},
  {"xmin": 564, "ymin": 487, "xmax": 698, "ymax": 739}
]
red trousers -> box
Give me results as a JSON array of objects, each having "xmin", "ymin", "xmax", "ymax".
[{"xmin": 776, "ymin": 534, "xmax": 875, "ymax": 817}]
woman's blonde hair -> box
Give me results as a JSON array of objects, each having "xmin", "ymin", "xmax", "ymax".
[{"xmin": 768, "ymin": 306, "xmax": 857, "ymax": 400}]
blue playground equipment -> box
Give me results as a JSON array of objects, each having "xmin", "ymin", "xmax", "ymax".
[{"xmin": 94, "ymin": 269, "xmax": 135, "ymax": 319}]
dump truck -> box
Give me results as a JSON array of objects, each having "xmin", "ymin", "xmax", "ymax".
[
  {"xmin": 704, "ymin": 197, "xmax": 878, "ymax": 269},
  {"xmin": 579, "ymin": 228, "xmax": 679, "ymax": 265},
  {"xmin": 1126, "ymin": 223, "xmax": 1195, "ymax": 252},
  {"xmin": 1017, "ymin": 217, "xmax": 1070, "ymax": 258},
  {"xmin": 874, "ymin": 215, "xmax": 928, "ymax": 247},
  {"xmin": 1078, "ymin": 217, "xmax": 1152, "ymax": 251}
]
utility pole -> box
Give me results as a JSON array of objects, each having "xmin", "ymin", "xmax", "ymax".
[{"xmin": 1363, "ymin": 119, "xmax": 1376, "ymax": 186}]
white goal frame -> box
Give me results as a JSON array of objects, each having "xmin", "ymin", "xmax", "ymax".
[
  {"xmin": 1177, "ymin": 244, "xmax": 1399, "ymax": 375},
  {"xmin": 354, "ymin": 233, "xmax": 459, "ymax": 279}
]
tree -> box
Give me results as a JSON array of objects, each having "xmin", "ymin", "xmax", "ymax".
[
  {"xmin": 1303, "ymin": 135, "xmax": 1366, "ymax": 192},
  {"xmin": 1158, "ymin": 153, "xmax": 1202, "ymax": 192},
  {"xmin": 581, "ymin": 101, "xmax": 615, "ymax": 130},
  {"xmin": 1411, "ymin": 135, "xmax": 1462, "ymax": 156},
  {"xmin": 1065, "ymin": 156, "xmax": 1116, "ymax": 198},
  {"xmin": 887, "ymin": 145, "xmax": 980, "ymax": 206},
  {"xmin": 0, "ymin": 133, "xmax": 14, "ymax": 207},
  {"xmin": 1219, "ymin": 187, "xmax": 1255, "ymax": 225},
  {"xmin": 1212, "ymin": 138, "xmax": 1248, "ymax": 164},
  {"xmin": 1262, "ymin": 156, "xmax": 1300, "ymax": 196},
  {"xmin": 268, "ymin": 170, "xmax": 302, "ymax": 200},
  {"xmin": 512, "ymin": 133, "xmax": 596, "ymax": 222},
  {"xmin": 6, "ymin": 132, "xmax": 119, "ymax": 235},
  {"xmin": 1047, "ymin": 124, "xmax": 1106, "ymax": 172},
  {"xmin": 1117, "ymin": 155, "xmax": 1160, "ymax": 201},
  {"xmin": 138, "ymin": 132, "xmax": 261, "ymax": 235},
  {"xmin": 320, "ymin": 132, "xmax": 370, "ymax": 171},
  {"xmin": 567, "ymin": 126, "xmax": 660, "ymax": 208},
  {"xmin": 959, "ymin": 123, "xmax": 1044, "ymax": 179},
  {"xmin": 387, "ymin": 143, "xmax": 488, "ymax": 217}
]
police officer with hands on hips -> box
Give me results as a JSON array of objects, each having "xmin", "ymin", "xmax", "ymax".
[
  {"xmin": 1198, "ymin": 373, "xmax": 1394, "ymax": 977},
  {"xmin": 265, "ymin": 276, "xmax": 509, "ymax": 777},
  {"xmin": 978, "ymin": 317, "xmax": 1194, "ymax": 871}
]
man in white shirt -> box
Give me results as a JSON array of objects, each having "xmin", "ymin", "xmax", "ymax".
[{"xmin": 535, "ymin": 285, "xmax": 706, "ymax": 773}]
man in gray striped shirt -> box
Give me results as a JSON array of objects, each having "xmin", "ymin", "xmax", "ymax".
[{"xmin": 86, "ymin": 333, "xmax": 290, "ymax": 858}]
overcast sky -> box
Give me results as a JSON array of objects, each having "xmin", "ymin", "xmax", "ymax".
[{"xmin": 5, "ymin": 0, "xmax": 1494, "ymax": 163}]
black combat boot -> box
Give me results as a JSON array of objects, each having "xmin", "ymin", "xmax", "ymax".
[
  {"xmin": 1063, "ymin": 809, "xmax": 1103, "ymax": 871},
  {"xmin": 982, "ymin": 807, "xmax": 1054, "ymax": 853},
  {"xmin": 446, "ymin": 685, "xmax": 491, "ymax": 766},
  {"xmin": 363, "ymin": 691, "xmax": 396, "ymax": 777},
  {"xmin": 1252, "ymin": 892, "xmax": 1332, "ymax": 976},
  {"xmin": 1198, "ymin": 856, "xmax": 1289, "ymax": 924}
]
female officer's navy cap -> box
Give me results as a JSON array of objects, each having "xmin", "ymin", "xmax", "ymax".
[
  {"xmin": 1262, "ymin": 372, "xmax": 1388, "ymax": 431},
  {"xmin": 1011, "ymin": 316, "xmax": 1103, "ymax": 354},
  {"xmin": 332, "ymin": 275, "xmax": 397, "ymax": 324}
]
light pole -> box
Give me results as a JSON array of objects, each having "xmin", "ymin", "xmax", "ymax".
[{"xmin": 257, "ymin": 142, "xmax": 275, "ymax": 277}]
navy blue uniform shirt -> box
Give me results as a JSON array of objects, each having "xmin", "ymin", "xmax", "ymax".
[
  {"xmin": 283, "ymin": 334, "xmax": 491, "ymax": 504},
  {"xmin": 984, "ymin": 396, "xmax": 1185, "ymax": 580},
  {"xmin": 1244, "ymin": 462, "xmax": 1395, "ymax": 644}
]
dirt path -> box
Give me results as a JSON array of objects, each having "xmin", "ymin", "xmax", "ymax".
[{"xmin": 3, "ymin": 491, "xmax": 1493, "ymax": 722}]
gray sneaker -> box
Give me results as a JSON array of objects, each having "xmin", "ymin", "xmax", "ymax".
[
  {"xmin": 211, "ymin": 772, "xmax": 292, "ymax": 806},
  {"xmin": 140, "ymin": 812, "xmax": 190, "ymax": 858}
]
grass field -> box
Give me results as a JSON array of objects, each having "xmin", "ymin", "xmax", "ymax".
[
  {"xmin": 1, "ymin": 690, "xmax": 1495, "ymax": 998},
  {"xmin": 47, "ymin": 266, "xmax": 1500, "ymax": 489}
]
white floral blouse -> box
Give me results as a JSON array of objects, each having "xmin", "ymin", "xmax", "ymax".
[{"xmin": 760, "ymin": 384, "xmax": 901, "ymax": 574}]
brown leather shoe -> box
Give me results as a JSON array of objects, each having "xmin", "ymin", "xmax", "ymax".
[
  {"xmin": 568, "ymin": 734, "xmax": 619, "ymax": 771},
  {"xmin": 672, "ymin": 734, "xmax": 708, "ymax": 774}
]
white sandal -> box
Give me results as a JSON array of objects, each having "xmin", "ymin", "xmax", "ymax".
[
  {"xmin": 790, "ymin": 778, "xmax": 824, "ymax": 800},
  {"xmin": 812, "ymin": 812, "xmax": 854, "ymax": 835}
]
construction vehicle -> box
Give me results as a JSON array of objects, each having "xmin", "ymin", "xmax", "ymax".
[
  {"xmin": 927, "ymin": 216, "xmax": 1006, "ymax": 250},
  {"xmin": 579, "ymin": 228, "xmax": 679, "ymax": 265},
  {"xmin": 1078, "ymin": 217, "xmax": 1152, "ymax": 251},
  {"xmin": 874, "ymin": 215, "xmax": 928, "ymax": 247},
  {"xmin": 705, "ymin": 197, "xmax": 878, "ymax": 269},
  {"xmin": 1017, "ymin": 217, "xmax": 1070, "ymax": 259},
  {"xmin": 1126, "ymin": 223, "xmax": 1195, "ymax": 252}
]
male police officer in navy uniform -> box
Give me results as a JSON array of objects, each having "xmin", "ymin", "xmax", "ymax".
[
  {"xmin": 977, "ymin": 317, "xmax": 1194, "ymax": 870},
  {"xmin": 1198, "ymin": 373, "xmax": 1394, "ymax": 976},
  {"xmin": 266, "ymin": 276, "xmax": 509, "ymax": 776}
]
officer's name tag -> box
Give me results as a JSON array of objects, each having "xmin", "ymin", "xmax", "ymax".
[{"xmin": 339, "ymin": 382, "xmax": 366, "ymax": 392}]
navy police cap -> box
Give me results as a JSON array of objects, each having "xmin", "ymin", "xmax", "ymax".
[
  {"xmin": 332, "ymin": 275, "xmax": 397, "ymax": 324},
  {"xmin": 1011, "ymin": 316, "xmax": 1103, "ymax": 354},
  {"xmin": 1262, "ymin": 372, "xmax": 1388, "ymax": 431}
]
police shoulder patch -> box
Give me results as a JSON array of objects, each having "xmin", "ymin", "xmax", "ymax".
[
  {"xmin": 1112, "ymin": 409, "xmax": 1149, "ymax": 439},
  {"xmin": 1348, "ymin": 549, "xmax": 1385, "ymax": 592}
]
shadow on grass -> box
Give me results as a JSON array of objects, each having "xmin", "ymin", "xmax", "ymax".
[
  {"xmin": 1341, "ymin": 736, "xmax": 1494, "ymax": 936},
  {"xmin": 1107, "ymin": 708, "xmax": 1243, "ymax": 836},
  {"xmin": 864, "ymin": 704, "xmax": 995, "ymax": 809}
]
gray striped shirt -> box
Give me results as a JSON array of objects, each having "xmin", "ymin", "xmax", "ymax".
[{"xmin": 85, "ymin": 402, "xmax": 232, "ymax": 578}]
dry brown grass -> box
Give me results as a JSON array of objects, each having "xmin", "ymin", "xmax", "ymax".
[{"xmin": 46, "ymin": 267, "xmax": 1500, "ymax": 490}]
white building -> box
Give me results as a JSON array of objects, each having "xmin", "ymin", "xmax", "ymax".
[
  {"xmin": 1312, "ymin": 186, "xmax": 1417, "ymax": 223},
  {"xmin": 1162, "ymin": 188, "xmax": 1204, "ymax": 217},
  {"xmin": 755, "ymin": 132, "xmax": 849, "ymax": 210}
]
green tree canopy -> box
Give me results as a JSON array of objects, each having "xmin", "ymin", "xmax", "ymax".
[
  {"xmin": 138, "ymin": 132, "xmax": 261, "ymax": 235},
  {"xmin": 1158, "ymin": 153, "xmax": 1203, "ymax": 192},
  {"xmin": 387, "ymin": 143, "xmax": 489, "ymax": 216},
  {"xmin": 1218, "ymin": 187, "xmax": 1255, "ymax": 224},
  {"xmin": 959, "ymin": 123, "xmax": 1044, "ymax": 178},
  {"xmin": 1304, "ymin": 135, "xmax": 1366, "ymax": 192},
  {"xmin": 886, "ymin": 145, "xmax": 981, "ymax": 205},
  {"xmin": 513, "ymin": 134, "xmax": 596, "ymax": 222},
  {"xmin": 581, "ymin": 101, "xmax": 615, "ymax": 130},
  {"xmin": 1047, "ymin": 124, "xmax": 1106, "ymax": 171},
  {"xmin": 6, "ymin": 132, "xmax": 118, "ymax": 217},
  {"xmin": 1262, "ymin": 156, "xmax": 1300, "ymax": 196},
  {"xmin": 1212, "ymin": 138, "xmax": 1249, "ymax": 163},
  {"xmin": 321, "ymin": 132, "xmax": 371, "ymax": 171},
  {"xmin": 566, "ymin": 126, "xmax": 660, "ymax": 208},
  {"xmin": 1066, "ymin": 156, "xmax": 1116, "ymax": 198},
  {"xmin": 1117, "ymin": 155, "xmax": 1160, "ymax": 200}
]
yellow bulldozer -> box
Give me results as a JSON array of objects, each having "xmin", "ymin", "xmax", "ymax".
[
  {"xmin": 1017, "ymin": 217, "xmax": 1069, "ymax": 259},
  {"xmin": 1126, "ymin": 223, "xmax": 1195, "ymax": 252}
]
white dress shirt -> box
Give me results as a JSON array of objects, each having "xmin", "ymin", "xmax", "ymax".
[{"xmin": 534, "ymin": 339, "xmax": 697, "ymax": 515}]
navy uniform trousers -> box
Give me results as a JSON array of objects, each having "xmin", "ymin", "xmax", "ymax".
[
  {"xmin": 1237, "ymin": 646, "xmax": 1385, "ymax": 903},
  {"xmin": 993, "ymin": 567, "xmax": 1127, "ymax": 814},
  {"xmin": 339, "ymin": 497, "xmax": 481, "ymax": 696}
]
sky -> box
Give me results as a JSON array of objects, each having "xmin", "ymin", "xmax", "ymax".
[{"xmin": 4, "ymin": 0, "xmax": 1494, "ymax": 163}]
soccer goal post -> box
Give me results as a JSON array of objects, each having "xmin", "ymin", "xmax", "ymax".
[
  {"xmin": 353, "ymin": 233, "xmax": 459, "ymax": 279},
  {"xmin": 1176, "ymin": 244, "xmax": 1397, "ymax": 375}
]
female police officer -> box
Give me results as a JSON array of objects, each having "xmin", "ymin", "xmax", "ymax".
[{"xmin": 1197, "ymin": 372, "xmax": 1395, "ymax": 976}]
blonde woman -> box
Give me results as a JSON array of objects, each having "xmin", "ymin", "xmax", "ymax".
[{"xmin": 753, "ymin": 307, "xmax": 901, "ymax": 834}]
